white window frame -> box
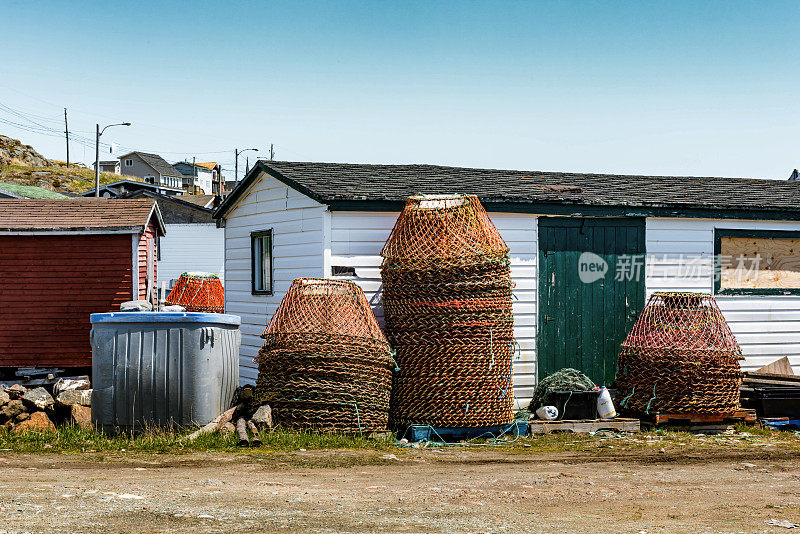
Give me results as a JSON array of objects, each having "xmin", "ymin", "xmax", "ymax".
[{"xmin": 251, "ymin": 229, "xmax": 273, "ymax": 295}]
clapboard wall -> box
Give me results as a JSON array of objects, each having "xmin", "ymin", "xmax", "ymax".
[
  {"xmin": 158, "ymin": 223, "xmax": 225, "ymax": 287},
  {"xmin": 223, "ymin": 175, "xmax": 326, "ymax": 383},
  {"xmin": 329, "ymin": 211, "xmax": 538, "ymax": 407},
  {"xmin": 646, "ymin": 218, "xmax": 800, "ymax": 374}
]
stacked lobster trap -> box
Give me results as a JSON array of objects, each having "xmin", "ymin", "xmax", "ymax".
[
  {"xmin": 615, "ymin": 292, "xmax": 743, "ymax": 415},
  {"xmin": 165, "ymin": 272, "xmax": 225, "ymax": 313},
  {"xmin": 381, "ymin": 194, "xmax": 515, "ymax": 427},
  {"xmin": 255, "ymin": 278, "xmax": 394, "ymax": 432}
]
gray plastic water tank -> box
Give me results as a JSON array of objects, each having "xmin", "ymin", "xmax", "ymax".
[{"xmin": 90, "ymin": 312, "xmax": 241, "ymax": 431}]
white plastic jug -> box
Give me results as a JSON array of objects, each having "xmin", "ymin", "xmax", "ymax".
[
  {"xmin": 535, "ymin": 405, "xmax": 559, "ymax": 420},
  {"xmin": 597, "ymin": 386, "xmax": 617, "ymax": 419}
]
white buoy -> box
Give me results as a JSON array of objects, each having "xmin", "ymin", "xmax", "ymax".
[
  {"xmin": 597, "ymin": 386, "xmax": 617, "ymax": 419},
  {"xmin": 535, "ymin": 405, "xmax": 559, "ymax": 420}
]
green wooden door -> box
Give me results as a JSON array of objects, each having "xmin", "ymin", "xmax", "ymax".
[{"xmin": 537, "ymin": 217, "xmax": 645, "ymax": 386}]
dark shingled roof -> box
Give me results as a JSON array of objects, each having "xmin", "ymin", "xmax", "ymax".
[
  {"xmin": 215, "ymin": 161, "xmax": 800, "ymax": 219},
  {"xmin": 124, "ymin": 152, "xmax": 182, "ymax": 177}
]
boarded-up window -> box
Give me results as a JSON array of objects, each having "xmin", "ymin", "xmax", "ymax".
[{"xmin": 716, "ymin": 230, "xmax": 800, "ymax": 294}]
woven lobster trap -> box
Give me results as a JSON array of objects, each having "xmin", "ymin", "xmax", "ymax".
[
  {"xmin": 165, "ymin": 272, "xmax": 225, "ymax": 313},
  {"xmin": 255, "ymin": 278, "xmax": 393, "ymax": 432},
  {"xmin": 615, "ymin": 292, "xmax": 743, "ymax": 415},
  {"xmin": 381, "ymin": 194, "xmax": 515, "ymax": 428}
]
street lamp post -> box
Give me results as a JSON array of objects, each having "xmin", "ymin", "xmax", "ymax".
[
  {"xmin": 95, "ymin": 122, "xmax": 131, "ymax": 197},
  {"xmin": 234, "ymin": 147, "xmax": 258, "ymax": 190}
]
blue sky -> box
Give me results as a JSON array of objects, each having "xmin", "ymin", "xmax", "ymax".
[{"xmin": 2, "ymin": 1, "xmax": 798, "ymax": 180}]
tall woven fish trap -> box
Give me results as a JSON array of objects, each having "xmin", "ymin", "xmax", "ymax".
[
  {"xmin": 165, "ymin": 272, "xmax": 225, "ymax": 313},
  {"xmin": 615, "ymin": 292, "xmax": 743, "ymax": 415},
  {"xmin": 381, "ymin": 194, "xmax": 515, "ymax": 428},
  {"xmin": 255, "ymin": 278, "xmax": 393, "ymax": 432}
]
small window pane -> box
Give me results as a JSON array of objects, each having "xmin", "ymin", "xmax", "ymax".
[{"xmin": 251, "ymin": 231, "xmax": 272, "ymax": 294}]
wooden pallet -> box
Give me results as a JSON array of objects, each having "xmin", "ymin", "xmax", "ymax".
[
  {"xmin": 528, "ymin": 417, "xmax": 640, "ymax": 435},
  {"xmin": 640, "ymin": 408, "xmax": 757, "ymax": 426}
]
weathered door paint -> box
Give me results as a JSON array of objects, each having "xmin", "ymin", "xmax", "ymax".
[{"xmin": 537, "ymin": 217, "xmax": 645, "ymax": 386}]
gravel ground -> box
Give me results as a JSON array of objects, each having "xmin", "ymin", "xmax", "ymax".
[{"xmin": 1, "ymin": 445, "xmax": 799, "ymax": 533}]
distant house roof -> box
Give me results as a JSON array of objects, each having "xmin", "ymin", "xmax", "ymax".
[
  {"xmin": 0, "ymin": 199, "xmax": 165, "ymax": 234},
  {"xmin": 215, "ymin": 161, "xmax": 800, "ymax": 221},
  {"xmin": 97, "ymin": 160, "xmax": 120, "ymax": 166},
  {"xmin": 173, "ymin": 161, "xmax": 213, "ymax": 176},
  {"xmin": 196, "ymin": 162, "xmax": 218, "ymax": 170},
  {"xmin": 0, "ymin": 181, "xmax": 70, "ymax": 199},
  {"xmin": 118, "ymin": 151, "xmax": 182, "ymax": 177},
  {"xmin": 178, "ymin": 194, "xmax": 217, "ymax": 209},
  {"xmin": 120, "ymin": 190, "xmax": 214, "ymax": 213},
  {"xmin": 80, "ymin": 179, "xmax": 184, "ymax": 197}
]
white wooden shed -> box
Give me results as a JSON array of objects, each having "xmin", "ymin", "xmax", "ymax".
[{"xmin": 214, "ymin": 161, "xmax": 800, "ymax": 406}]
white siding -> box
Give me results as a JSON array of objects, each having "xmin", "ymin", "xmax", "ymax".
[
  {"xmin": 330, "ymin": 211, "xmax": 538, "ymax": 407},
  {"xmin": 158, "ymin": 223, "xmax": 225, "ymax": 287},
  {"xmin": 224, "ymin": 173, "xmax": 326, "ymax": 383},
  {"xmin": 646, "ymin": 218, "xmax": 800, "ymax": 374}
]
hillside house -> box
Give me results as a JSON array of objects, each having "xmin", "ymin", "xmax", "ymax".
[
  {"xmin": 214, "ymin": 161, "xmax": 800, "ymax": 406},
  {"xmin": 118, "ymin": 151, "xmax": 184, "ymax": 191},
  {"xmin": 173, "ymin": 161, "xmax": 216, "ymax": 195},
  {"xmin": 94, "ymin": 160, "xmax": 121, "ymax": 174},
  {"xmin": 0, "ymin": 199, "xmax": 165, "ymax": 370}
]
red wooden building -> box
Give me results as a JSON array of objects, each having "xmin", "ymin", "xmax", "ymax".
[{"xmin": 0, "ymin": 199, "xmax": 165, "ymax": 369}]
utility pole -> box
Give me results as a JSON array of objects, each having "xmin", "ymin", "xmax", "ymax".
[
  {"xmin": 95, "ymin": 122, "xmax": 131, "ymax": 197},
  {"xmin": 270, "ymin": 143, "xmax": 274, "ymax": 161},
  {"xmin": 234, "ymin": 147, "xmax": 258, "ymax": 188},
  {"xmin": 95, "ymin": 124, "xmax": 99, "ymax": 196},
  {"xmin": 64, "ymin": 108, "xmax": 69, "ymax": 167},
  {"xmin": 192, "ymin": 156, "xmax": 196, "ymax": 194}
]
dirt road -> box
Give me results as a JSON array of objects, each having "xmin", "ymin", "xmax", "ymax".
[{"xmin": 1, "ymin": 447, "xmax": 799, "ymax": 533}]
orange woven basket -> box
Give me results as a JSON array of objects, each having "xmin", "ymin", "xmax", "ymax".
[
  {"xmin": 255, "ymin": 278, "xmax": 393, "ymax": 432},
  {"xmin": 165, "ymin": 272, "xmax": 225, "ymax": 313}
]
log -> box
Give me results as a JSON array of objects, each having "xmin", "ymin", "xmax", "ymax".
[
  {"xmin": 247, "ymin": 419, "xmax": 262, "ymax": 446},
  {"xmin": 235, "ymin": 417, "xmax": 249, "ymax": 447},
  {"xmin": 180, "ymin": 403, "xmax": 242, "ymax": 443}
]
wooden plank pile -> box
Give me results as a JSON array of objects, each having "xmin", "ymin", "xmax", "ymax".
[{"xmin": 740, "ymin": 357, "xmax": 800, "ymax": 420}]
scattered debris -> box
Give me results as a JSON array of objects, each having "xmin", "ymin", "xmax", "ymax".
[{"xmin": 765, "ymin": 518, "xmax": 799, "ymax": 529}]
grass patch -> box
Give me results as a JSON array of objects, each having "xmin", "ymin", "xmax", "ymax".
[
  {"xmin": 0, "ymin": 424, "xmax": 393, "ymax": 454},
  {"xmin": 0, "ymin": 164, "xmax": 135, "ymax": 194}
]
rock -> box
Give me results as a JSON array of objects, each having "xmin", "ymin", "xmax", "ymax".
[
  {"xmin": 13, "ymin": 411, "xmax": 55, "ymax": 433},
  {"xmin": 0, "ymin": 135, "xmax": 52, "ymax": 166},
  {"xmin": 54, "ymin": 377, "xmax": 90, "ymax": 393},
  {"xmin": 161, "ymin": 305, "xmax": 185, "ymax": 312},
  {"xmin": 6, "ymin": 384, "xmax": 27, "ymax": 399},
  {"xmin": 56, "ymin": 389, "xmax": 92, "ymax": 407},
  {"xmin": 15, "ymin": 411, "xmax": 30, "ymax": 422},
  {"xmin": 71, "ymin": 405, "xmax": 92, "ymax": 431},
  {"xmin": 220, "ymin": 421, "xmax": 236, "ymax": 435},
  {"xmin": 0, "ymin": 390, "xmax": 9, "ymax": 406},
  {"xmin": 120, "ymin": 300, "xmax": 153, "ymax": 312},
  {"xmin": 22, "ymin": 387, "xmax": 54, "ymax": 411},
  {"xmin": 251, "ymin": 404, "xmax": 273, "ymax": 429},
  {"xmin": 0, "ymin": 400, "xmax": 25, "ymax": 422}
]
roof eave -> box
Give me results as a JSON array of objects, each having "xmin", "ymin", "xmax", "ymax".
[{"xmin": 215, "ymin": 160, "xmax": 325, "ymax": 219}]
